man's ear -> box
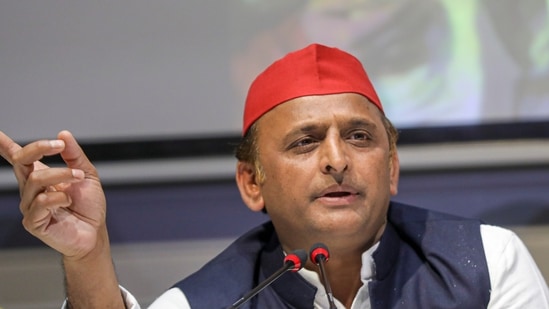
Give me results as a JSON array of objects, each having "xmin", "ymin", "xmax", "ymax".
[
  {"xmin": 235, "ymin": 161, "xmax": 265, "ymax": 212},
  {"xmin": 389, "ymin": 151, "xmax": 400, "ymax": 196}
]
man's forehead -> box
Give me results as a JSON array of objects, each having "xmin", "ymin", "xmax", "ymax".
[{"xmin": 258, "ymin": 92, "xmax": 383, "ymax": 128}]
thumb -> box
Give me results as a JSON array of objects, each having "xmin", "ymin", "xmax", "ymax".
[{"xmin": 57, "ymin": 130, "xmax": 98, "ymax": 176}]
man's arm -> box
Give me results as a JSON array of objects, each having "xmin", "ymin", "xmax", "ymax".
[
  {"xmin": 0, "ymin": 130, "xmax": 125, "ymax": 308},
  {"xmin": 63, "ymin": 228, "xmax": 125, "ymax": 308}
]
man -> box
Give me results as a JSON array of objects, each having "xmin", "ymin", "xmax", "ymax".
[{"xmin": 1, "ymin": 44, "xmax": 548, "ymax": 308}]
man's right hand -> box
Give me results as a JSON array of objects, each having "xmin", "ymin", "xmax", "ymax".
[
  {"xmin": 1, "ymin": 130, "xmax": 126, "ymax": 308},
  {"xmin": 0, "ymin": 130, "xmax": 107, "ymax": 260}
]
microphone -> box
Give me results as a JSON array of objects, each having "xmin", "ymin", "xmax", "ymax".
[
  {"xmin": 228, "ymin": 249, "xmax": 308, "ymax": 309},
  {"xmin": 310, "ymin": 243, "xmax": 338, "ymax": 309}
]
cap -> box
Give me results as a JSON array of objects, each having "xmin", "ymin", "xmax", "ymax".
[{"xmin": 242, "ymin": 43, "xmax": 382, "ymax": 135}]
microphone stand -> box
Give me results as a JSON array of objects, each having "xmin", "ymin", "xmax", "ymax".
[
  {"xmin": 229, "ymin": 264, "xmax": 290, "ymax": 309},
  {"xmin": 310, "ymin": 243, "xmax": 338, "ymax": 309},
  {"xmin": 316, "ymin": 254, "xmax": 338, "ymax": 309},
  {"xmin": 228, "ymin": 249, "xmax": 307, "ymax": 309}
]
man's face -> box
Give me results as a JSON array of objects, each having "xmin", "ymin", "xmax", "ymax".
[{"xmin": 252, "ymin": 92, "xmax": 399, "ymax": 250}]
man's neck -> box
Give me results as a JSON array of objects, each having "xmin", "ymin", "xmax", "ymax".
[
  {"xmin": 325, "ymin": 256, "xmax": 364, "ymax": 308},
  {"xmin": 304, "ymin": 243, "xmax": 368, "ymax": 308}
]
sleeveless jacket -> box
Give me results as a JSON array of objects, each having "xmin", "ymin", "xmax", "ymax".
[{"xmin": 174, "ymin": 202, "xmax": 491, "ymax": 308}]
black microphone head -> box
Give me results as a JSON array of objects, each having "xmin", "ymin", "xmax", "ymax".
[
  {"xmin": 309, "ymin": 242, "xmax": 330, "ymax": 264},
  {"xmin": 284, "ymin": 249, "xmax": 308, "ymax": 272}
]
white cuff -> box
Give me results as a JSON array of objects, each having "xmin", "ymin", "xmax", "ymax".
[{"xmin": 60, "ymin": 285, "xmax": 140, "ymax": 309}]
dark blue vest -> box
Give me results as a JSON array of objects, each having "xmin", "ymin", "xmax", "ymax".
[{"xmin": 174, "ymin": 202, "xmax": 491, "ymax": 308}]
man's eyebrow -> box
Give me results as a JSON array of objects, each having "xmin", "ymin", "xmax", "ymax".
[
  {"xmin": 281, "ymin": 123, "xmax": 325, "ymax": 144},
  {"xmin": 296, "ymin": 123, "xmax": 324, "ymax": 133},
  {"xmin": 332, "ymin": 117, "xmax": 378, "ymax": 130},
  {"xmin": 344, "ymin": 118, "xmax": 379, "ymax": 130}
]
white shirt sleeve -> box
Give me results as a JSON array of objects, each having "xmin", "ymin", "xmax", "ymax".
[
  {"xmin": 60, "ymin": 286, "xmax": 190, "ymax": 309},
  {"xmin": 482, "ymin": 225, "xmax": 549, "ymax": 308},
  {"xmin": 95, "ymin": 286, "xmax": 191, "ymax": 309},
  {"xmin": 60, "ymin": 286, "xmax": 141, "ymax": 309},
  {"xmin": 147, "ymin": 288, "xmax": 191, "ymax": 309}
]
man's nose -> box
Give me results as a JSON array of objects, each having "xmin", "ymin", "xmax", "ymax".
[{"xmin": 320, "ymin": 136, "xmax": 349, "ymax": 177}]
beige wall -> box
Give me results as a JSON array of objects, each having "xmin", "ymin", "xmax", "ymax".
[{"xmin": 1, "ymin": 226, "xmax": 548, "ymax": 309}]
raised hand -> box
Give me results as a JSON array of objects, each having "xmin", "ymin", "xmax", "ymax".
[
  {"xmin": 1, "ymin": 130, "xmax": 126, "ymax": 308},
  {"xmin": 0, "ymin": 130, "xmax": 107, "ymax": 259}
]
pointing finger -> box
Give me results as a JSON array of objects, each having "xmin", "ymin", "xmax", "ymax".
[
  {"xmin": 0, "ymin": 131, "xmax": 22, "ymax": 166},
  {"xmin": 12, "ymin": 139, "xmax": 66, "ymax": 166}
]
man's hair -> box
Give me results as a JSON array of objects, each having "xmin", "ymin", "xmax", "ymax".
[{"xmin": 235, "ymin": 113, "xmax": 399, "ymax": 185}]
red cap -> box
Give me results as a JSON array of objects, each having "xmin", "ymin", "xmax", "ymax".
[{"xmin": 242, "ymin": 43, "xmax": 383, "ymax": 135}]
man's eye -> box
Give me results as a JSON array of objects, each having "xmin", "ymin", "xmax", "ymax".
[
  {"xmin": 347, "ymin": 131, "xmax": 373, "ymax": 147},
  {"xmin": 295, "ymin": 137, "xmax": 315, "ymax": 147},
  {"xmin": 288, "ymin": 137, "xmax": 318, "ymax": 152},
  {"xmin": 349, "ymin": 132, "xmax": 370, "ymax": 140}
]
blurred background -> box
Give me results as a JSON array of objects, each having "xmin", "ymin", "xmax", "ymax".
[{"xmin": 1, "ymin": 1, "xmax": 548, "ymax": 308}]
